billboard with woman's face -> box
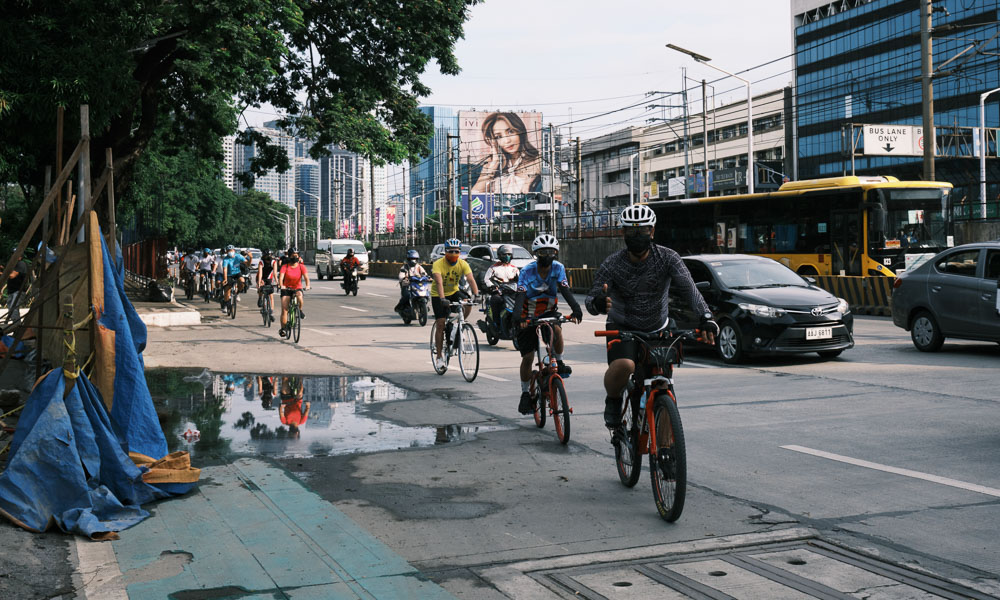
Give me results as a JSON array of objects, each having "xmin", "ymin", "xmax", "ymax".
[{"xmin": 459, "ymin": 111, "xmax": 543, "ymax": 196}]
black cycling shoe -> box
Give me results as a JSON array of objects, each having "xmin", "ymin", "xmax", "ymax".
[
  {"xmin": 518, "ymin": 391, "xmax": 534, "ymax": 415},
  {"xmin": 556, "ymin": 360, "xmax": 572, "ymax": 376},
  {"xmin": 299, "ymin": 311, "xmax": 305, "ymax": 319},
  {"xmin": 604, "ymin": 396, "xmax": 621, "ymax": 428},
  {"xmin": 257, "ymin": 297, "xmax": 263, "ymax": 308}
]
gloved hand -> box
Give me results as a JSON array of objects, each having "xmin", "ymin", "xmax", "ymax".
[
  {"xmin": 439, "ymin": 298, "xmax": 451, "ymax": 312},
  {"xmin": 571, "ymin": 307, "xmax": 583, "ymax": 323},
  {"xmin": 699, "ymin": 313, "xmax": 719, "ymax": 344},
  {"xmin": 592, "ymin": 283, "xmax": 611, "ymax": 314}
]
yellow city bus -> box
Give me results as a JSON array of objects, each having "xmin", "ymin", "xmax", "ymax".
[{"xmin": 649, "ymin": 176, "xmax": 953, "ymax": 277}]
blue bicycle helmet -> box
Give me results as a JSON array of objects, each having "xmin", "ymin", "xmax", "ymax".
[
  {"xmin": 406, "ymin": 249, "xmax": 420, "ymax": 261},
  {"xmin": 444, "ymin": 238, "xmax": 461, "ymax": 251}
]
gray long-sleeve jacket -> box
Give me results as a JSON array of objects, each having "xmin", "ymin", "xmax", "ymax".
[{"xmin": 585, "ymin": 245, "xmax": 709, "ymax": 331}]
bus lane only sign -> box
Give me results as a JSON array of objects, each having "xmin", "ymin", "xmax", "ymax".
[{"xmin": 863, "ymin": 124, "xmax": 921, "ymax": 156}]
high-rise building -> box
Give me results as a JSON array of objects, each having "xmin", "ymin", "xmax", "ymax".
[
  {"xmin": 234, "ymin": 124, "xmax": 296, "ymax": 209},
  {"xmin": 221, "ymin": 135, "xmax": 236, "ymax": 191},
  {"xmin": 792, "ymin": 0, "xmax": 1000, "ymax": 199},
  {"xmin": 295, "ymin": 158, "xmax": 320, "ymax": 218},
  {"xmin": 319, "ymin": 147, "xmax": 367, "ymax": 236},
  {"xmin": 409, "ymin": 106, "xmax": 457, "ymax": 218}
]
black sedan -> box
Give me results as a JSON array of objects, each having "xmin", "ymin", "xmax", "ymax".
[
  {"xmin": 890, "ymin": 242, "xmax": 1000, "ymax": 351},
  {"xmin": 670, "ymin": 254, "xmax": 854, "ymax": 363}
]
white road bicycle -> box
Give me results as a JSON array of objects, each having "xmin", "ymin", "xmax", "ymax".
[{"xmin": 429, "ymin": 299, "xmax": 480, "ymax": 382}]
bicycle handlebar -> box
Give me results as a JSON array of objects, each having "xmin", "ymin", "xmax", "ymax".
[
  {"xmin": 594, "ymin": 326, "xmax": 703, "ymax": 342},
  {"xmin": 526, "ymin": 314, "xmax": 575, "ymax": 325}
]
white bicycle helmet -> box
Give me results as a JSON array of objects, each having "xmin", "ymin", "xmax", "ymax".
[
  {"xmin": 531, "ymin": 234, "xmax": 559, "ymax": 252},
  {"xmin": 619, "ymin": 203, "xmax": 656, "ymax": 227}
]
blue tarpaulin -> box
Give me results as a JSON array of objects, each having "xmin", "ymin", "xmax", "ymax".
[
  {"xmin": 0, "ymin": 370, "xmax": 164, "ymax": 537},
  {"xmin": 0, "ymin": 220, "xmax": 198, "ymax": 537}
]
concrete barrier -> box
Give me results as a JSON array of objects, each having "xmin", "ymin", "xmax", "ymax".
[{"xmin": 814, "ymin": 275, "xmax": 892, "ymax": 316}]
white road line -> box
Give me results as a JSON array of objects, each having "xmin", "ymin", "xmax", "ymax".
[
  {"xmin": 682, "ymin": 361, "xmax": 719, "ymax": 369},
  {"xmin": 367, "ymin": 292, "xmax": 388, "ymax": 298},
  {"xmin": 340, "ymin": 305, "xmax": 368, "ymax": 312},
  {"xmin": 781, "ymin": 445, "xmax": 1000, "ymax": 498},
  {"xmin": 477, "ymin": 372, "xmax": 509, "ymax": 382},
  {"xmin": 305, "ymin": 328, "xmax": 334, "ymax": 336}
]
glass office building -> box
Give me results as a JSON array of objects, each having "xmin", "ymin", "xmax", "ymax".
[
  {"xmin": 794, "ymin": 0, "xmax": 999, "ymax": 199},
  {"xmin": 409, "ymin": 106, "xmax": 457, "ymax": 219}
]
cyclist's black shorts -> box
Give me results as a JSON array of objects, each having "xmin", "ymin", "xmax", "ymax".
[
  {"xmin": 431, "ymin": 291, "xmax": 465, "ymax": 320},
  {"xmin": 604, "ymin": 320, "xmax": 641, "ymax": 365},
  {"xmin": 516, "ymin": 310, "xmax": 558, "ymax": 357},
  {"xmin": 281, "ymin": 288, "xmax": 303, "ymax": 298}
]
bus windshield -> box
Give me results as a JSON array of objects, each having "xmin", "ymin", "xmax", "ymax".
[{"xmin": 870, "ymin": 188, "xmax": 950, "ymax": 251}]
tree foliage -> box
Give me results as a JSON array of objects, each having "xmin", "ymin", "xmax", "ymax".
[{"xmin": 0, "ymin": 0, "xmax": 480, "ymax": 198}]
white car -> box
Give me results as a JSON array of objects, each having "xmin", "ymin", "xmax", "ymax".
[{"xmin": 316, "ymin": 239, "xmax": 369, "ymax": 280}]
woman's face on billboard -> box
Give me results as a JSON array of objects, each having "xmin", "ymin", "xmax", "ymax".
[{"xmin": 490, "ymin": 117, "xmax": 521, "ymax": 155}]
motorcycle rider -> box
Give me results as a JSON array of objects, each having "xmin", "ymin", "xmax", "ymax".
[
  {"xmin": 395, "ymin": 249, "xmax": 428, "ymax": 314},
  {"xmin": 479, "ymin": 244, "xmax": 520, "ymax": 338},
  {"xmin": 340, "ymin": 248, "xmax": 361, "ymax": 289}
]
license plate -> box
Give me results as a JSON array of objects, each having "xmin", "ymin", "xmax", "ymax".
[{"xmin": 806, "ymin": 327, "xmax": 833, "ymax": 340}]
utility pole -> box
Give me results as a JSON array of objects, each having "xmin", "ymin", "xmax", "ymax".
[
  {"xmin": 682, "ymin": 67, "xmax": 690, "ymax": 191},
  {"xmin": 369, "ymin": 157, "xmax": 375, "ymax": 245},
  {"xmin": 576, "ymin": 137, "xmax": 582, "ymax": 239},
  {"xmin": 420, "ymin": 180, "xmax": 426, "ymax": 244},
  {"xmin": 446, "ymin": 134, "xmax": 460, "ymax": 240},
  {"xmin": 702, "ymin": 79, "xmax": 709, "ymax": 198},
  {"xmin": 920, "ymin": 0, "xmax": 936, "ymax": 181},
  {"xmin": 549, "ymin": 123, "xmax": 556, "ymax": 234}
]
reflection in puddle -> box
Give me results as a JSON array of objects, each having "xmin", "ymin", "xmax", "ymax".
[{"xmin": 146, "ymin": 369, "xmax": 509, "ymax": 459}]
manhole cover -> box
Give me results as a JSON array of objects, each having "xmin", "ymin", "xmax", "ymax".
[{"xmin": 528, "ymin": 538, "xmax": 996, "ymax": 599}]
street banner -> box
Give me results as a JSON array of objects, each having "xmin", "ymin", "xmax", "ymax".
[
  {"xmin": 386, "ymin": 207, "xmax": 396, "ymax": 233},
  {"xmin": 461, "ymin": 192, "xmax": 497, "ymax": 224},
  {"xmin": 459, "ymin": 111, "xmax": 543, "ymax": 196}
]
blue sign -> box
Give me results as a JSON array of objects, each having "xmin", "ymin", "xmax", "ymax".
[{"xmin": 462, "ymin": 193, "xmax": 496, "ymax": 223}]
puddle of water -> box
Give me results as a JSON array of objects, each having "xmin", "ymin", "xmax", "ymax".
[{"xmin": 146, "ymin": 369, "xmax": 508, "ymax": 459}]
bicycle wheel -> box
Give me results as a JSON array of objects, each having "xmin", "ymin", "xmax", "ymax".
[
  {"xmin": 230, "ymin": 292, "xmax": 238, "ymax": 319},
  {"xmin": 649, "ymin": 392, "xmax": 686, "ymax": 523},
  {"xmin": 429, "ymin": 321, "xmax": 448, "ymax": 375},
  {"xmin": 261, "ymin": 295, "xmax": 270, "ymax": 327},
  {"xmin": 185, "ymin": 277, "xmax": 194, "ymax": 300},
  {"xmin": 549, "ymin": 376, "xmax": 571, "ymax": 445},
  {"xmin": 458, "ymin": 322, "xmax": 479, "ymax": 382},
  {"xmin": 293, "ymin": 306, "xmax": 301, "ymax": 342},
  {"xmin": 614, "ymin": 389, "xmax": 642, "ymax": 487},
  {"xmin": 531, "ymin": 373, "xmax": 546, "ymax": 428}
]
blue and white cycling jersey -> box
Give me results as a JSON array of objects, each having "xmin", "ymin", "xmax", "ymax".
[
  {"xmin": 516, "ymin": 260, "xmax": 570, "ymax": 319},
  {"xmin": 222, "ymin": 254, "xmax": 246, "ymax": 277}
]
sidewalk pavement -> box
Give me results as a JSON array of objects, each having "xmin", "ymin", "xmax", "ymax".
[
  {"xmin": 132, "ymin": 300, "xmax": 201, "ymax": 328},
  {"xmin": 88, "ymin": 458, "xmax": 454, "ymax": 599}
]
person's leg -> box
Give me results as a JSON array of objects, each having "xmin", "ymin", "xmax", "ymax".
[
  {"xmin": 516, "ymin": 326, "xmax": 538, "ymax": 414},
  {"xmin": 435, "ymin": 318, "xmax": 445, "ymax": 357},
  {"xmin": 603, "ymin": 358, "xmax": 635, "ymax": 397},
  {"xmin": 552, "ymin": 324, "xmax": 572, "ymax": 375},
  {"xmin": 296, "ymin": 290, "xmax": 304, "ymax": 318},
  {"xmin": 280, "ymin": 294, "xmax": 291, "ymax": 328}
]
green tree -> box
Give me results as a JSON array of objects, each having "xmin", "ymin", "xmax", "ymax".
[{"xmin": 0, "ymin": 0, "xmax": 480, "ymax": 198}]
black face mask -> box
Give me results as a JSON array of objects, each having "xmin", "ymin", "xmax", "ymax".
[
  {"xmin": 407, "ymin": 259, "xmax": 417, "ymax": 266},
  {"xmin": 624, "ymin": 232, "xmax": 653, "ymax": 255},
  {"xmin": 536, "ymin": 255, "xmax": 554, "ymax": 268}
]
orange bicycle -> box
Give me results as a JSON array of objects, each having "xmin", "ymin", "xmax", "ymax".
[
  {"xmin": 595, "ymin": 321, "xmax": 702, "ymax": 522},
  {"xmin": 526, "ymin": 314, "xmax": 574, "ymax": 444}
]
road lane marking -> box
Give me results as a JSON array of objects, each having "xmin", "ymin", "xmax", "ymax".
[
  {"xmin": 367, "ymin": 292, "xmax": 388, "ymax": 298},
  {"xmin": 340, "ymin": 305, "xmax": 368, "ymax": 312},
  {"xmin": 477, "ymin": 372, "xmax": 509, "ymax": 382},
  {"xmin": 305, "ymin": 328, "xmax": 333, "ymax": 336},
  {"xmin": 781, "ymin": 445, "xmax": 1000, "ymax": 498}
]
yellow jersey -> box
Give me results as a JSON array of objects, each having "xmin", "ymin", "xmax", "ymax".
[{"xmin": 431, "ymin": 257, "xmax": 472, "ymax": 298}]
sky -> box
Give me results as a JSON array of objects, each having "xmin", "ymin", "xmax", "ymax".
[{"xmin": 247, "ymin": 0, "xmax": 797, "ymax": 196}]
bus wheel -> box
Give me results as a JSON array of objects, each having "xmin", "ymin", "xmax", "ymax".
[{"xmin": 797, "ymin": 266, "xmax": 819, "ymax": 276}]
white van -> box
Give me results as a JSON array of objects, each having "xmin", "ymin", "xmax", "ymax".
[{"xmin": 316, "ymin": 239, "xmax": 369, "ymax": 280}]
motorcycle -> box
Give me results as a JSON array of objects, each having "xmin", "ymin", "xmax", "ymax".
[
  {"xmin": 341, "ymin": 265, "xmax": 359, "ymax": 296},
  {"xmin": 477, "ymin": 275, "xmax": 519, "ymax": 346},
  {"xmin": 397, "ymin": 275, "xmax": 431, "ymax": 326}
]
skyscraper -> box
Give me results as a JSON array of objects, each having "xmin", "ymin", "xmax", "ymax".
[{"xmin": 409, "ymin": 106, "xmax": 457, "ymax": 219}]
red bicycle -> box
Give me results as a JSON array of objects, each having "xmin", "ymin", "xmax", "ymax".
[
  {"xmin": 526, "ymin": 314, "xmax": 574, "ymax": 444},
  {"xmin": 595, "ymin": 321, "xmax": 702, "ymax": 522}
]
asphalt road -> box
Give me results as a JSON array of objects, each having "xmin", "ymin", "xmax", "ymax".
[{"xmin": 139, "ymin": 275, "xmax": 1000, "ymax": 598}]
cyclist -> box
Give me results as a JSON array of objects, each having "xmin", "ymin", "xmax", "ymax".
[
  {"xmin": 256, "ymin": 248, "xmax": 277, "ymax": 321},
  {"xmin": 220, "ymin": 245, "xmax": 247, "ymax": 313},
  {"xmin": 480, "ymin": 244, "xmax": 520, "ymax": 337},
  {"xmin": 431, "ymin": 238, "xmax": 480, "ymax": 369},
  {"xmin": 238, "ymin": 249, "xmax": 252, "ymax": 292},
  {"xmin": 340, "ymin": 248, "xmax": 361, "ymax": 285},
  {"xmin": 181, "ymin": 249, "xmax": 200, "ymax": 290},
  {"xmin": 394, "ymin": 249, "xmax": 428, "ymax": 313},
  {"xmin": 279, "ymin": 376, "xmax": 309, "ymax": 438},
  {"xmin": 585, "ymin": 204, "xmax": 718, "ymax": 428},
  {"xmin": 512, "ymin": 234, "xmax": 582, "ymax": 414},
  {"xmin": 197, "ymin": 248, "xmax": 216, "ymax": 295},
  {"xmin": 278, "ymin": 246, "xmax": 310, "ymax": 338}
]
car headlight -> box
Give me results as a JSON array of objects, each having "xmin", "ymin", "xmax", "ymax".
[
  {"xmin": 738, "ymin": 302, "xmax": 786, "ymax": 318},
  {"xmin": 836, "ymin": 297, "xmax": 850, "ymax": 313}
]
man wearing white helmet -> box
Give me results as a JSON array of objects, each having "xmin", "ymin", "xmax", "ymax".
[
  {"xmin": 512, "ymin": 234, "xmax": 583, "ymax": 414},
  {"xmin": 586, "ymin": 204, "xmax": 718, "ymax": 428}
]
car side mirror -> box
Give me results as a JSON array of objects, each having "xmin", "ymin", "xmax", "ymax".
[
  {"xmin": 803, "ymin": 276, "xmax": 817, "ymax": 285},
  {"xmin": 695, "ymin": 281, "xmax": 711, "ymax": 291}
]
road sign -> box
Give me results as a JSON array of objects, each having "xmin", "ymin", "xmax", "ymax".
[{"xmin": 864, "ymin": 124, "xmax": 919, "ymax": 156}]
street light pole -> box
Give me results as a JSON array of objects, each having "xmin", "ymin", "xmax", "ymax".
[
  {"xmin": 667, "ymin": 43, "xmax": 754, "ymax": 194},
  {"xmin": 980, "ymin": 87, "xmax": 1000, "ymax": 218},
  {"xmin": 296, "ymin": 187, "xmax": 322, "ymax": 249}
]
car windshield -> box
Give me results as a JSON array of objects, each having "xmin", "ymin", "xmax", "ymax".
[
  {"xmin": 711, "ymin": 260, "xmax": 807, "ymax": 289},
  {"xmin": 251, "ymin": 251, "xmax": 260, "ymax": 259},
  {"xmin": 333, "ymin": 244, "xmax": 366, "ymax": 255},
  {"xmin": 510, "ymin": 246, "xmax": 532, "ymax": 259}
]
